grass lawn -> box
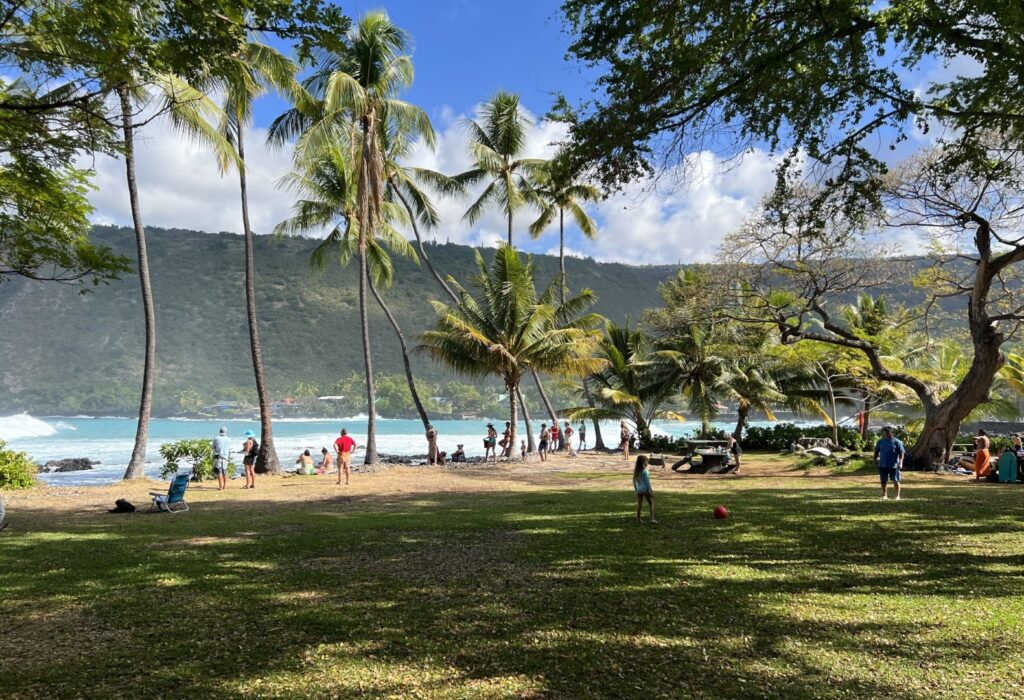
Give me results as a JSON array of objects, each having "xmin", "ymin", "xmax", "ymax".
[{"xmin": 2, "ymin": 455, "xmax": 1023, "ymax": 698}]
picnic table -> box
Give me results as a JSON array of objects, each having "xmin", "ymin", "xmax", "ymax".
[{"xmin": 668, "ymin": 440, "xmax": 734, "ymax": 474}]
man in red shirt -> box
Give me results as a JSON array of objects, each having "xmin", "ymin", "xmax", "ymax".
[{"xmin": 333, "ymin": 428, "xmax": 358, "ymax": 485}]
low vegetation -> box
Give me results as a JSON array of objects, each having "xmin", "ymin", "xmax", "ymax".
[
  {"xmin": 1, "ymin": 461, "xmax": 1022, "ymax": 698},
  {"xmin": 0, "ymin": 440, "xmax": 35, "ymax": 490}
]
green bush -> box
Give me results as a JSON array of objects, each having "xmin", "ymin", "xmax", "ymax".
[
  {"xmin": 741, "ymin": 423, "xmax": 898, "ymax": 452},
  {"xmin": 159, "ymin": 439, "xmax": 235, "ymax": 481},
  {"xmin": 0, "ymin": 440, "xmax": 37, "ymax": 489}
]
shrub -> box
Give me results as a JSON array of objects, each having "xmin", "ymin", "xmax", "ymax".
[
  {"xmin": 0, "ymin": 440, "xmax": 37, "ymax": 490},
  {"xmin": 159, "ymin": 439, "xmax": 235, "ymax": 481},
  {"xmin": 742, "ymin": 423, "xmax": 889, "ymax": 452}
]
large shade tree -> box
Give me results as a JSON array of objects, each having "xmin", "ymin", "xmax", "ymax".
[{"xmin": 418, "ymin": 245, "xmax": 603, "ymax": 454}]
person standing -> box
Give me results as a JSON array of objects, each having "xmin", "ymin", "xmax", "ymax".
[
  {"xmin": 212, "ymin": 426, "xmax": 231, "ymax": 491},
  {"xmin": 563, "ymin": 422, "xmax": 575, "ymax": 456},
  {"xmin": 538, "ymin": 423, "xmax": 550, "ymax": 462},
  {"xmin": 578, "ymin": 421, "xmax": 587, "ymax": 451},
  {"xmin": 619, "ymin": 420, "xmax": 632, "ymax": 461},
  {"xmin": 727, "ymin": 434, "xmax": 743, "ymax": 472},
  {"xmin": 426, "ymin": 424, "xmax": 439, "ymax": 465},
  {"xmin": 485, "ymin": 423, "xmax": 498, "ymax": 462},
  {"xmin": 334, "ymin": 428, "xmax": 357, "ymax": 485},
  {"xmin": 632, "ymin": 455, "xmax": 657, "ymax": 523},
  {"xmin": 241, "ymin": 429, "xmax": 259, "ymax": 489},
  {"xmin": 501, "ymin": 421, "xmax": 513, "ymax": 458},
  {"xmin": 549, "ymin": 423, "xmax": 560, "ymax": 457},
  {"xmin": 873, "ymin": 426, "xmax": 905, "ymax": 500}
]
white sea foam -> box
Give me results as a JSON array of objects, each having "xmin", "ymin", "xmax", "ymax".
[{"xmin": 0, "ymin": 414, "xmax": 58, "ymax": 440}]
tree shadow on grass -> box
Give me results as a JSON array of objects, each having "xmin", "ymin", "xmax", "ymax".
[{"xmin": 1, "ymin": 483, "xmax": 1023, "ymax": 698}]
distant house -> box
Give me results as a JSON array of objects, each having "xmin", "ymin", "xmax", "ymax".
[
  {"xmin": 317, "ymin": 395, "xmax": 346, "ymax": 402},
  {"xmin": 206, "ymin": 401, "xmax": 242, "ymax": 413}
]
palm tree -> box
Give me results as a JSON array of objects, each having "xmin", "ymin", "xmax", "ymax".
[
  {"xmin": 119, "ymin": 77, "xmax": 236, "ymax": 479},
  {"xmin": 657, "ymin": 323, "xmax": 731, "ymax": 437},
  {"xmin": 269, "ymin": 11, "xmax": 435, "ymax": 463},
  {"xmin": 214, "ymin": 40, "xmax": 298, "ymax": 475},
  {"xmin": 725, "ymin": 356, "xmax": 829, "ymax": 440},
  {"xmin": 418, "ymin": 245, "xmax": 603, "ymax": 454},
  {"xmin": 455, "ymin": 91, "xmax": 546, "ymax": 246},
  {"xmin": 528, "ymin": 153, "xmax": 601, "ymax": 304},
  {"xmin": 275, "ymin": 141, "xmax": 432, "ymax": 429},
  {"xmin": 566, "ymin": 321, "xmax": 684, "ymax": 446}
]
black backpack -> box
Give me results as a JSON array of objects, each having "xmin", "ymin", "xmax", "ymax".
[{"xmin": 109, "ymin": 499, "xmax": 136, "ymax": 513}]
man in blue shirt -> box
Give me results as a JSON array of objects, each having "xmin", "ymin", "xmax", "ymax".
[
  {"xmin": 212, "ymin": 427, "xmax": 231, "ymax": 491},
  {"xmin": 873, "ymin": 426, "xmax": 905, "ymax": 500}
]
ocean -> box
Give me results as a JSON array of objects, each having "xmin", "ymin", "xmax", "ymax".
[{"xmin": 0, "ymin": 413, "xmax": 798, "ymax": 486}]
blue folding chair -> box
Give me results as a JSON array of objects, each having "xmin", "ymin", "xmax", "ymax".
[{"xmin": 150, "ymin": 473, "xmax": 191, "ymax": 513}]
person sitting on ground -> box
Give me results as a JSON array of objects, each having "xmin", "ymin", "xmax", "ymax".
[
  {"xmin": 997, "ymin": 445, "xmax": 1018, "ymax": 484},
  {"xmin": 1013, "ymin": 433, "xmax": 1023, "ymax": 455},
  {"xmin": 963, "ymin": 429, "xmax": 992, "ymax": 480},
  {"xmin": 436, "ymin": 449, "xmax": 448, "ymax": 466},
  {"xmin": 318, "ymin": 447, "xmax": 333, "ymax": 475},
  {"xmin": 294, "ymin": 449, "xmax": 315, "ymax": 475},
  {"xmin": 451, "ymin": 444, "xmax": 466, "ymax": 462}
]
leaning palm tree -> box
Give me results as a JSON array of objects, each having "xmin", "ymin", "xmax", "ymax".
[
  {"xmin": 455, "ymin": 90, "xmax": 546, "ymax": 246},
  {"xmin": 275, "ymin": 140, "xmax": 432, "ymax": 430},
  {"xmin": 213, "ymin": 40, "xmax": 299, "ymax": 475},
  {"xmin": 418, "ymin": 245, "xmax": 604, "ymax": 454},
  {"xmin": 118, "ymin": 77, "xmax": 237, "ymax": 479},
  {"xmin": 269, "ymin": 12, "xmax": 435, "ymax": 463},
  {"xmin": 528, "ymin": 152, "xmax": 601, "ymax": 304}
]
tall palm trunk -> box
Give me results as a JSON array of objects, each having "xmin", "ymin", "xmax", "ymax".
[
  {"xmin": 237, "ymin": 126, "xmax": 279, "ymax": 475},
  {"xmin": 507, "ymin": 383, "xmax": 519, "ymax": 458},
  {"xmin": 357, "ymin": 112, "xmax": 379, "ymax": 464},
  {"xmin": 392, "ymin": 183, "xmax": 458, "ymax": 303},
  {"xmin": 533, "ymin": 371, "xmax": 562, "ymax": 447},
  {"xmin": 369, "ymin": 278, "xmax": 430, "ymax": 429},
  {"xmin": 119, "ymin": 87, "xmax": 155, "ymax": 481},
  {"xmin": 507, "ymin": 209, "xmax": 513, "ymax": 246},
  {"xmin": 583, "ymin": 377, "xmax": 606, "ymax": 449},
  {"xmin": 559, "ymin": 207, "xmax": 566, "ymax": 304},
  {"xmin": 517, "ymin": 386, "xmax": 535, "ymax": 453}
]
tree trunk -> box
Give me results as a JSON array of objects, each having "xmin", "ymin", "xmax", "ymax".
[
  {"xmin": 392, "ymin": 181, "xmax": 458, "ymax": 303},
  {"xmin": 910, "ymin": 333, "xmax": 1004, "ymax": 464},
  {"xmin": 733, "ymin": 401, "xmax": 749, "ymax": 441},
  {"xmin": 507, "ymin": 209, "xmax": 513, "ymax": 246},
  {"xmin": 517, "ymin": 386, "xmax": 535, "ymax": 453},
  {"xmin": 507, "ymin": 381, "xmax": 519, "ymax": 459},
  {"xmin": 559, "ymin": 207, "xmax": 566, "ymax": 305},
  {"xmin": 119, "ymin": 87, "xmax": 155, "ymax": 481},
  {"xmin": 583, "ymin": 378, "xmax": 606, "ymax": 449},
  {"xmin": 237, "ymin": 126, "xmax": 279, "ymax": 475},
  {"xmin": 357, "ymin": 113, "xmax": 378, "ymax": 465},
  {"xmin": 369, "ymin": 277, "xmax": 430, "ymax": 429},
  {"xmin": 635, "ymin": 413, "xmax": 651, "ymax": 447},
  {"xmin": 533, "ymin": 370, "xmax": 559, "ymax": 425}
]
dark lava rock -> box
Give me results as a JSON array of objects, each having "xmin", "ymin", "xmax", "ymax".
[{"xmin": 42, "ymin": 458, "xmax": 94, "ymax": 473}]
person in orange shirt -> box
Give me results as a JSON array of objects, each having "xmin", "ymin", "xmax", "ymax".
[{"xmin": 963, "ymin": 429, "xmax": 991, "ymax": 480}]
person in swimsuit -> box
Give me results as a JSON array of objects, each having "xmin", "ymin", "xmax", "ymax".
[
  {"xmin": 579, "ymin": 422, "xmax": 587, "ymax": 451},
  {"xmin": 502, "ymin": 422, "xmax": 513, "ymax": 458},
  {"xmin": 538, "ymin": 423, "xmax": 550, "ymax": 462},
  {"xmin": 294, "ymin": 450, "xmax": 315, "ymax": 475},
  {"xmin": 619, "ymin": 420, "xmax": 631, "ymax": 461},
  {"xmin": 318, "ymin": 448, "xmax": 333, "ymax": 474},
  {"xmin": 241, "ymin": 429, "xmax": 259, "ymax": 489},
  {"xmin": 426, "ymin": 424, "xmax": 439, "ymax": 465},
  {"xmin": 485, "ymin": 423, "xmax": 498, "ymax": 462},
  {"xmin": 334, "ymin": 428, "xmax": 357, "ymax": 485},
  {"xmin": 633, "ymin": 455, "xmax": 657, "ymax": 523}
]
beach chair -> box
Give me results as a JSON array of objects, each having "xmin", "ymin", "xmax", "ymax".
[{"xmin": 150, "ymin": 473, "xmax": 191, "ymax": 513}]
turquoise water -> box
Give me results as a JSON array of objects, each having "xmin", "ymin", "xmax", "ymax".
[{"xmin": 0, "ymin": 413, "xmax": 795, "ymax": 486}]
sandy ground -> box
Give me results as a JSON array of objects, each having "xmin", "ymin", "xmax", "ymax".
[{"xmin": 1, "ymin": 449, "xmax": 969, "ymax": 522}]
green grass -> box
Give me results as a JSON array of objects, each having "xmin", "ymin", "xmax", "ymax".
[{"xmin": 2, "ymin": 478, "xmax": 1024, "ymax": 698}]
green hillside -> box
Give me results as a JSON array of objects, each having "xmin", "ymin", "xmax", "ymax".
[{"xmin": 0, "ymin": 226, "xmax": 677, "ymax": 415}]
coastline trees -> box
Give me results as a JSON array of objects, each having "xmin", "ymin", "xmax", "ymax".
[{"xmin": 418, "ymin": 245, "xmax": 603, "ymax": 457}]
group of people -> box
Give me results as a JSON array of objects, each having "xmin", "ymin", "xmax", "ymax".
[
  {"xmin": 959, "ymin": 429, "xmax": 1021, "ymax": 483},
  {"xmin": 210, "ymin": 426, "xmax": 360, "ymax": 490}
]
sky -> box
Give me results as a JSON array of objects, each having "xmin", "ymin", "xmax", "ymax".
[{"xmin": 83, "ymin": 1, "xmax": 927, "ymax": 265}]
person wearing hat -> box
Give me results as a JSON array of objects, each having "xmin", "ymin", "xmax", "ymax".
[
  {"xmin": 241, "ymin": 429, "xmax": 259, "ymax": 489},
  {"xmin": 452, "ymin": 444, "xmax": 466, "ymax": 463},
  {"xmin": 212, "ymin": 426, "xmax": 231, "ymax": 491},
  {"xmin": 873, "ymin": 426, "xmax": 905, "ymax": 500},
  {"xmin": 485, "ymin": 423, "xmax": 498, "ymax": 461}
]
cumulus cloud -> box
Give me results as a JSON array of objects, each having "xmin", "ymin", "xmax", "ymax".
[{"xmin": 84, "ymin": 101, "xmax": 778, "ymax": 263}]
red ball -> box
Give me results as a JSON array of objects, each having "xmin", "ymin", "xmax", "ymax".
[{"xmin": 713, "ymin": 505, "xmax": 729, "ymax": 520}]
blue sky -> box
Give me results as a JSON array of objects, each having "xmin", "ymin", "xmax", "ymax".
[{"xmin": 251, "ymin": 0, "xmax": 594, "ymax": 129}]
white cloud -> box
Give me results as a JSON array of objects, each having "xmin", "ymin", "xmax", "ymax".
[
  {"xmin": 84, "ymin": 121, "xmax": 295, "ymax": 235},
  {"xmin": 84, "ymin": 101, "xmax": 778, "ymax": 264}
]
